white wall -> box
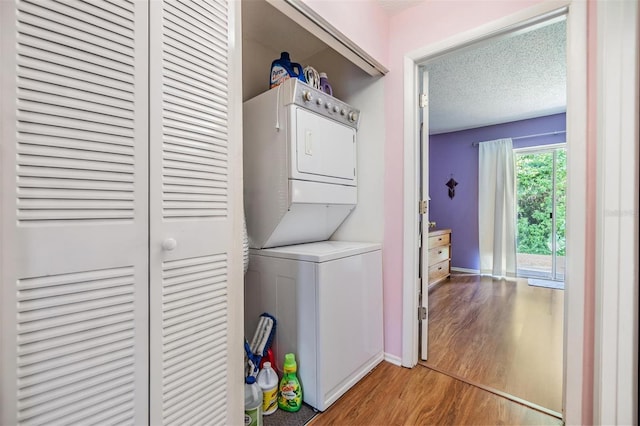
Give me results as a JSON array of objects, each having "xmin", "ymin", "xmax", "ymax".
[
  {"xmin": 241, "ymin": 38, "xmax": 281, "ymax": 102},
  {"xmin": 241, "ymin": 17, "xmax": 386, "ymax": 244},
  {"xmin": 305, "ymin": 48, "xmax": 386, "ymax": 243}
]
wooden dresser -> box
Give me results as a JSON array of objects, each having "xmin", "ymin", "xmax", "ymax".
[{"xmin": 427, "ymin": 229, "xmax": 451, "ymax": 286}]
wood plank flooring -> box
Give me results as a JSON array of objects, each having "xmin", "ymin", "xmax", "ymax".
[
  {"xmin": 422, "ymin": 274, "xmax": 564, "ymax": 414},
  {"xmin": 308, "ymin": 361, "xmax": 562, "ymax": 425},
  {"xmin": 308, "ymin": 273, "xmax": 564, "ymax": 425}
]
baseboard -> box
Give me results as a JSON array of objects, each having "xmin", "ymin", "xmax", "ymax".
[
  {"xmin": 384, "ymin": 352, "xmax": 402, "ymax": 366},
  {"xmin": 451, "ymin": 267, "xmax": 479, "ymax": 274}
]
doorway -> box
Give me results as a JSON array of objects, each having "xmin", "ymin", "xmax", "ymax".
[
  {"xmin": 417, "ymin": 20, "xmax": 567, "ymax": 412},
  {"xmin": 402, "ymin": 1, "xmax": 588, "ymax": 421},
  {"xmin": 515, "ymin": 145, "xmax": 567, "ymax": 281}
]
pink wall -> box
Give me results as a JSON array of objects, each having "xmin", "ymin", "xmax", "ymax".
[
  {"xmin": 384, "ymin": 0, "xmax": 542, "ymax": 359},
  {"xmin": 302, "ymin": 0, "xmax": 548, "ymax": 362},
  {"xmin": 299, "ymin": 7, "xmax": 596, "ymax": 413}
]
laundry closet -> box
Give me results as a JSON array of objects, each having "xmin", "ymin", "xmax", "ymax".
[
  {"xmin": 241, "ymin": 0, "xmax": 387, "ymax": 412},
  {"xmin": 0, "ymin": 0, "xmax": 385, "ymax": 423}
]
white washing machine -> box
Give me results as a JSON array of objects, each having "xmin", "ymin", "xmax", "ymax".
[{"xmin": 244, "ymin": 241, "xmax": 384, "ymax": 411}]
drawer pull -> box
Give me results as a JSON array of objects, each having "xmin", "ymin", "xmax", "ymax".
[
  {"xmin": 438, "ymin": 250, "xmax": 442, "ymax": 254},
  {"xmin": 438, "ymin": 238, "xmax": 442, "ymax": 241}
]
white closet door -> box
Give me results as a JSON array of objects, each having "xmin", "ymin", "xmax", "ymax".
[
  {"xmin": 1, "ymin": 1, "xmax": 149, "ymax": 425},
  {"xmin": 149, "ymin": 1, "xmax": 242, "ymax": 424}
]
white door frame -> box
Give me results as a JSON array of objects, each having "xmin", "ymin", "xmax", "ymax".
[{"xmin": 400, "ymin": 1, "xmax": 588, "ymax": 423}]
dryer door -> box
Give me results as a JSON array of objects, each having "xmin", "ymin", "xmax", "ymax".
[{"xmin": 292, "ymin": 107, "xmax": 357, "ymax": 186}]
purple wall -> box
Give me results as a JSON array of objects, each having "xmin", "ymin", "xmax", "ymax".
[{"xmin": 428, "ymin": 113, "xmax": 566, "ymax": 270}]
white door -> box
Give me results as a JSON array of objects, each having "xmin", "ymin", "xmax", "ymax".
[
  {"xmin": 2, "ymin": 1, "xmax": 242, "ymax": 424},
  {"xmin": 149, "ymin": 1, "xmax": 242, "ymax": 424},
  {"xmin": 293, "ymin": 108, "xmax": 357, "ymax": 184},
  {"xmin": 1, "ymin": 1, "xmax": 150, "ymax": 424},
  {"xmin": 419, "ymin": 70, "xmax": 430, "ymax": 361}
]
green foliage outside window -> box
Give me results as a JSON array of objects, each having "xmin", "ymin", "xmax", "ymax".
[{"xmin": 516, "ymin": 149, "xmax": 566, "ymax": 256}]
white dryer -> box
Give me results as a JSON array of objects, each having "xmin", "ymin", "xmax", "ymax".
[{"xmin": 243, "ymin": 79, "xmax": 360, "ymax": 249}]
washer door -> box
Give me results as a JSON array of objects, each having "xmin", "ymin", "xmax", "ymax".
[{"xmin": 293, "ymin": 107, "xmax": 356, "ymax": 185}]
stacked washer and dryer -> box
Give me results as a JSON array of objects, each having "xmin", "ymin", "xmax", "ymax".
[{"xmin": 243, "ymin": 79, "xmax": 384, "ymax": 411}]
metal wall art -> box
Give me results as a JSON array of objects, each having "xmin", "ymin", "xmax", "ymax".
[{"xmin": 446, "ymin": 176, "xmax": 458, "ymax": 199}]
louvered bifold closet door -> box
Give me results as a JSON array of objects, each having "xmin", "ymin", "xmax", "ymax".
[
  {"xmin": 149, "ymin": 1, "xmax": 240, "ymax": 424},
  {"xmin": 0, "ymin": 1, "xmax": 149, "ymax": 425}
]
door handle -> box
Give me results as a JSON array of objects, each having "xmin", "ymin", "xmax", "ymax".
[{"xmin": 162, "ymin": 238, "xmax": 178, "ymax": 251}]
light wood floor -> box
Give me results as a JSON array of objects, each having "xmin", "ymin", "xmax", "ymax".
[
  {"xmin": 308, "ymin": 362, "xmax": 562, "ymax": 425},
  {"xmin": 309, "ymin": 274, "xmax": 564, "ymax": 425},
  {"xmin": 422, "ymin": 274, "xmax": 563, "ymax": 414}
]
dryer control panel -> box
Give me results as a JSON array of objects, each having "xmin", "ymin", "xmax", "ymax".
[{"xmin": 279, "ymin": 79, "xmax": 360, "ymax": 129}]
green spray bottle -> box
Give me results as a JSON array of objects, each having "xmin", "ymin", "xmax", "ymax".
[{"xmin": 277, "ymin": 353, "xmax": 302, "ymax": 412}]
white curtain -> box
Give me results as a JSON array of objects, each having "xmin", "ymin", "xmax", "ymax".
[{"xmin": 478, "ymin": 138, "xmax": 517, "ymax": 278}]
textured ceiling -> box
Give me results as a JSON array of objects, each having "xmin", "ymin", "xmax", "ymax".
[{"xmin": 425, "ymin": 19, "xmax": 567, "ymax": 134}]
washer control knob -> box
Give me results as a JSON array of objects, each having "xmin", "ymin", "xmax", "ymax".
[
  {"xmin": 348, "ymin": 111, "xmax": 359, "ymax": 122},
  {"xmin": 303, "ymin": 91, "xmax": 313, "ymax": 102},
  {"xmin": 333, "ymin": 105, "xmax": 339, "ymax": 113},
  {"xmin": 325, "ymin": 102, "xmax": 333, "ymax": 110},
  {"xmin": 340, "ymin": 109, "xmax": 347, "ymax": 116},
  {"xmin": 316, "ymin": 98, "xmax": 323, "ymax": 106}
]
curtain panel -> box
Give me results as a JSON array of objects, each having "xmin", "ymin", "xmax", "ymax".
[{"xmin": 478, "ymin": 138, "xmax": 517, "ymax": 278}]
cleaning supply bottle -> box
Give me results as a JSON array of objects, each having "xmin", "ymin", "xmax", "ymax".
[
  {"xmin": 277, "ymin": 353, "xmax": 302, "ymax": 412},
  {"xmin": 270, "ymin": 52, "xmax": 306, "ymax": 88},
  {"xmin": 256, "ymin": 362, "xmax": 279, "ymax": 415},
  {"xmin": 318, "ymin": 72, "xmax": 333, "ymax": 96},
  {"xmin": 259, "ymin": 347, "xmax": 275, "ymax": 371},
  {"xmin": 244, "ymin": 376, "xmax": 263, "ymax": 426}
]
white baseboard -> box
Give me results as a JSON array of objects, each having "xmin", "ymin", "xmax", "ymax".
[
  {"xmin": 384, "ymin": 352, "xmax": 402, "ymax": 366},
  {"xmin": 451, "ymin": 267, "xmax": 479, "ymax": 274}
]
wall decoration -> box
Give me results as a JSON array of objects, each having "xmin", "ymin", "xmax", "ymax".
[{"xmin": 446, "ymin": 176, "xmax": 458, "ymax": 199}]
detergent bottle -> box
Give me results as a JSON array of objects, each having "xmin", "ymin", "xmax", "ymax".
[
  {"xmin": 277, "ymin": 353, "xmax": 302, "ymax": 412},
  {"xmin": 318, "ymin": 72, "xmax": 333, "ymax": 96},
  {"xmin": 256, "ymin": 362, "xmax": 279, "ymax": 415},
  {"xmin": 244, "ymin": 376, "xmax": 263, "ymax": 426},
  {"xmin": 270, "ymin": 52, "xmax": 306, "ymax": 88}
]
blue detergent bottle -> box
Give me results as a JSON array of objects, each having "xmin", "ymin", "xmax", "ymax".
[{"xmin": 270, "ymin": 52, "xmax": 306, "ymax": 88}]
